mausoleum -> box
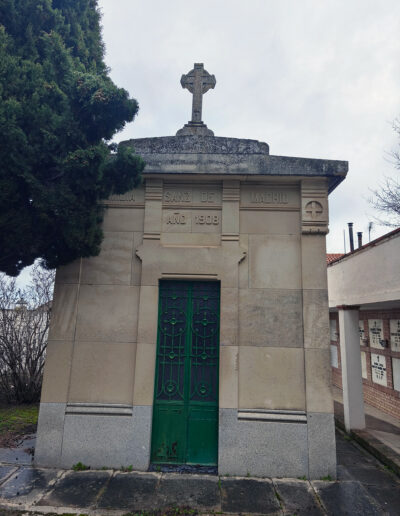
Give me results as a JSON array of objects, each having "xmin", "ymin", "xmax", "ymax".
[{"xmin": 35, "ymin": 64, "xmax": 348, "ymax": 478}]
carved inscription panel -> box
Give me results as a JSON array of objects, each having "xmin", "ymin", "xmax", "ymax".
[
  {"xmin": 106, "ymin": 186, "xmax": 145, "ymax": 205},
  {"xmin": 164, "ymin": 190, "xmax": 191, "ymax": 204},
  {"xmin": 393, "ymin": 358, "xmax": 400, "ymax": 392},
  {"xmin": 241, "ymin": 186, "xmax": 300, "ymax": 209},
  {"xmin": 330, "ymin": 345, "xmax": 338, "ymax": 368},
  {"xmin": 390, "ymin": 319, "xmax": 400, "ymax": 351},
  {"xmin": 359, "ymin": 321, "xmax": 366, "ymax": 346},
  {"xmin": 371, "ymin": 353, "xmax": 387, "ymax": 386},
  {"xmin": 361, "ymin": 351, "xmax": 367, "ymax": 379},
  {"xmin": 163, "ymin": 185, "xmax": 222, "ymax": 207},
  {"xmin": 162, "ymin": 210, "xmax": 221, "ymax": 233},
  {"xmin": 369, "ymin": 319, "xmax": 384, "ymax": 349}
]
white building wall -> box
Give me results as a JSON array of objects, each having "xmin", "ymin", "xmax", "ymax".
[{"xmin": 328, "ymin": 231, "xmax": 400, "ymax": 308}]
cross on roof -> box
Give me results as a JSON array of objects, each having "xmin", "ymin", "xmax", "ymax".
[{"xmin": 181, "ymin": 63, "xmax": 216, "ymax": 124}]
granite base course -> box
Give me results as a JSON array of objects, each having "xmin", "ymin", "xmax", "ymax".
[
  {"xmin": 218, "ymin": 408, "xmax": 309, "ymax": 478},
  {"xmin": 35, "ymin": 404, "xmax": 152, "ymax": 470},
  {"xmin": 307, "ymin": 412, "xmax": 337, "ymax": 479}
]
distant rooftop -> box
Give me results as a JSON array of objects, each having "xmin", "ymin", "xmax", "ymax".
[{"xmin": 327, "ymin": 226, "xmax": 400, "ymax": 266}]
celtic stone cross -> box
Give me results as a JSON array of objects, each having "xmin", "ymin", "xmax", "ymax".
[
  {"xmin": 176, "ymin": 63, "xmax": 216, "ymax": 136},
  {"xmin": 181, "ymin": 63, "xmax": 216, "ymax": 123}
]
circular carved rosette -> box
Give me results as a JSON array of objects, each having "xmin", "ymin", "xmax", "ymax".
[{"xmin": 305, "ymin": 201, "xmax": 323, "ymax": 219}]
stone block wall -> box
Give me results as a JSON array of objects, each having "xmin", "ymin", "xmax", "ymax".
[{"xmin": 36, "ymin": 174, "xmax": 337, "ymax": 478}]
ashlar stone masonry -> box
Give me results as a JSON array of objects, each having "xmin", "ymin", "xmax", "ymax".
[{"xmin": 35, "ymin": 64, "xmax": 348, "ymax": 479}]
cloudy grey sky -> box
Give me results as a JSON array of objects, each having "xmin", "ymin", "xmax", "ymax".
[
  {"xmin": 13, "ymin": 0, "xmax": 400, "ymax": 288},
  {"xmin": 98, "ymin": 0, "xmax": 400, "ymax": 253}
]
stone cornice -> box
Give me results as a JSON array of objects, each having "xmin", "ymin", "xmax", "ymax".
[{"xmin": 121, "ymin": 136, "xmax": 347, "ymax": 194}]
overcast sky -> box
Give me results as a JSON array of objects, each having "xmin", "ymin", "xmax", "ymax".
[
  {"xmin": 13, "ymin": 1, "xmax": 400, "ymax": 287},
  {"xmin": 98, "ymin": 0, "xmax": 400, "ymax": 253}
]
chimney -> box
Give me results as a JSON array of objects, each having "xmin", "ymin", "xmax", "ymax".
[
  {"xmin": 357, "ymin": 232, "xmax": 363, "ymax": 248},
  {"xmin": 348, "ymin": 222, "xmax": 354, "ymax": 252}
]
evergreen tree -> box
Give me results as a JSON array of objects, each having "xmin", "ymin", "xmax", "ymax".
[{"xmin": 0, "ymin": 0, "xmax": 144, "ymax": 276}]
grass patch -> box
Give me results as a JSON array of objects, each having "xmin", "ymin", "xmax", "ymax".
[{"xmin": 0, "ymin": 404, "xmax": 38, "ymax": 446}]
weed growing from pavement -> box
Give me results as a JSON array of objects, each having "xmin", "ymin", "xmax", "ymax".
[
  {"xmin": 121, "ymin": 465, "xmax": 134, "ymax": 472},
  {"xmin": 72, "ymin": 461, "xmax": 90, "ymax": 471},
  {"xmin": 383, "ymin": 464, "xmax": 397, "ymax": 475}
]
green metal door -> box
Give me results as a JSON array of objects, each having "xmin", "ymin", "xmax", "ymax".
[{"xmin": 151, "ymin": 280, "xmax": 220, "ymax": 466}]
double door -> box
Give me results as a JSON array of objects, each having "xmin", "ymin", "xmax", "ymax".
[{"xmin": 151, "ymin": 280, "xmax": 220, "ymax": 465}]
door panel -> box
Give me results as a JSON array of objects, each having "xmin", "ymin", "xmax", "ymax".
[
  {"xmin": 151, "ymin": 404, "xmax": 186, "ymax": 464},
  {"xmin": 151, "ymin": 281, "xmax": 220, "ymax": 466},
  {"xmin": 187, "ymin": 405, "xmax": 218, "ymax": 465}
]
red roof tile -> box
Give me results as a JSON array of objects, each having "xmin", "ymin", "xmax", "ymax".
[{"xmin": 326, "ymin": 253, "xmax": 344, "ymax": 264}]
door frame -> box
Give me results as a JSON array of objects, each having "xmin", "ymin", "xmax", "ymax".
[{"xmin": 150, "ymin": 279, "xmax": 220, "ymax": 466}]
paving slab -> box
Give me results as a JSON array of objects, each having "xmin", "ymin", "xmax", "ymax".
[
  {"xmin": 0, "ymin": 448, "xmax": 33, "ymax": 466},
  {"xmin": 363, "ymin": 484, "xmax": 400, "ymax": 516},
  {"xmin": 343, "ymin": 462, "xmax": 398, "ymax": 487},
  {"xmin": 0, "ymin": 467, "xmax": 58, "ymax": 504},
  {"xmin": 313, "ymin": 480, "xmax": 380, "ymax": 516},
  {"xmin": 273, "ymin": 479, "xmax": 324, "ymax": 515},
  {"xmin": 335, "ymin": 465, "xmax": 353, "ymax": 481},
  {"xmin": 336, "ymin": 440, "xmax": 376, "ymax": 468},
  {"xmin": 0, "ymin": 467, "xmax": 16, "ymax": 485},
  {"xmin": 97, "ymin": 471, "xmax": 160, "ymax": 510},
  {"xmin": 220, "ymin": 477, "xmax": 280, "ymax": 514},
  {"xmin": 38, "ymin": 470, "xmax": 111, "ymax": 508},
  {"xmin": 158, "ymin": 473, "xmax": 221, "ymax": 511}
]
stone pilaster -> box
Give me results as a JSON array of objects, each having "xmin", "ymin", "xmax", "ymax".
[
  {"xmin": 301, "ymin": 179, "xmax": 329, "ymax": 235},
  {"xmin": 143, "ymin": 178, "xmax": 163, "ymax": 241},
  {"xmin": 222, "ymin": 180, "xmax": 240, "ymax": 241}
]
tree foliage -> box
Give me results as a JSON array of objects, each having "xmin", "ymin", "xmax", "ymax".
[
  {"xmin": 0, "ymin": 264, "xmax": 55, "ymax": 404},
  {"xmin": 370, "ymin": 119, "xmax": 400, "ymax": 227},
  {"xmin": 0, "ymin": 0, "xmax": 145, "ymax": 276}
]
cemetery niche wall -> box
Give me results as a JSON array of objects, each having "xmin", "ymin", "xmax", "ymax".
[
  {"xmin": 328, "ymin": 227, "xmax": 400, "ymax": 424},
  {"xmin": 35, "ymin": 64, "xmax": 348, "ymax": 479}
]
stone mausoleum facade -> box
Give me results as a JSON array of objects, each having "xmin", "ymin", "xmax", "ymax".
[{"xmin": 35, "ymin": 64, "xmax": 347, "ymax": 479}]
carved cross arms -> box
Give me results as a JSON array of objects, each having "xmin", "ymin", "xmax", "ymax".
[{"xmin": 180, "ymin": 63, "xmax": 216, "ymax": 123}]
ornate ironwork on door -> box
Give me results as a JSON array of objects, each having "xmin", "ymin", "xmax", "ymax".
[{"xmin": 151, "ymin": 281, "xmax": 220, "ymax": 465}]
